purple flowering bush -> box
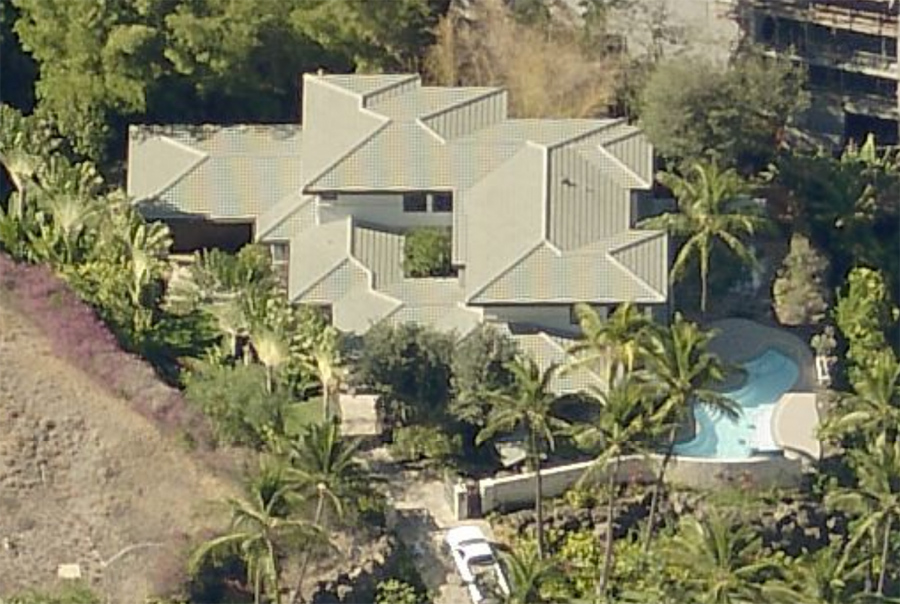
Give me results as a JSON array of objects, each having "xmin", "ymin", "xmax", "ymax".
[{"xmin": 0, "ymin": 253, "xmax": 213, "ymax": 447}]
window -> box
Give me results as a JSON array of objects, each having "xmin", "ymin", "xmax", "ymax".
[
  {"xmin": 432, "ymin": 192, "xmax": 453, "ymax": 213},
  {"xmin": 269, "ymin": 242, "xmax": 289, "ymax": 284},
  {"xmin": 403, "ymin": 192, "xmax": 427, "ymax": 212},
  {"xmin": 315, "ymin": 304, "xmax": 333, "ymax": 324}
]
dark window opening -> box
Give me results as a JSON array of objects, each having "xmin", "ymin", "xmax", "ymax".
[
  {"xmin": 432, "ymin": 192, "xmax": 453, "ymax": 213},
  {"xmin": 403, "ymin": 192, "xmax": 427, "ymax": 212},
  {"xmin": 320, "ymin": 192, "xmax": 338, "ymax": 201},
  {"xmin": 315, "ymin": 304, "xmax": 333, "ymax": 324},
  {"xmin": 760, "ymin": 16, "xmax": 776, "ymax": 43},
  {"xmin": 844, "ymin": 112, "xmax": 899, "ymax": 147},
  {"xmin": 165, "ymin": 219, "xmax": 253, "ymax": 254}
]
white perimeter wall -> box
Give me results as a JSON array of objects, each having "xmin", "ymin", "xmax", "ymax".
[{"xmin": 476, "ymin": 454, "xmax": 805, "ymax": 515}]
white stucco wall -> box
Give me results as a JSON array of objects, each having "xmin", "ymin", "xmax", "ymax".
[{"xmin": 318, "ymin": 193, "xmax": 453, "ymax": 230}]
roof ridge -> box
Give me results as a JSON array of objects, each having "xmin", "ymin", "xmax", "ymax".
[
  {"xmin": 362, "ymin": 74, "xmax": 422, "ymax": 106},
  {"xmin": 466, "ymin": 240, "xmax": 548, "ymax": 303},
  {"xmin": 605, "ymin": 247, "xmax": 665, "ymax": 302},
  {"xmin": 419, "ymin": 87, "xmax": 505, "ymax": 123},
  {"xmin": 305, "ymin": 116, "xmax": 391, "ymax": 191},
  {"xmin": 593, "ymin": 143, "xmax": 651, "ymax": 190},
  {"xmin": 545, "ymin": 118, "xmax": 627, "ymax": 151}
]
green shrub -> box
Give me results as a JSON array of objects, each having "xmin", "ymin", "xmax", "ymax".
[
  {"xmin": 375, "ymin": 579, "xmax": 420, "ymax": 604},
  {"xmin": 184, "ymin": 363, "xmax": 291, "ymax": 447},
  {"xmin": 403, "ymin": 227, "xmax": 452, "ymax": 278},
  {"xmin": 3, "ymin": 585, "xmax": 99, "ymax": 604},
  {"xmin": 390, "ymin": 424, "xmax": 460, "ymax": 466}
]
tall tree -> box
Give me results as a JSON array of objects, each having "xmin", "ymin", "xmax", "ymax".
[
  {"xmin": 834, "ymin": 267, "xmax": 899, "ymax": 386},
  {"xmin": 283, "ymin": 420, "xmax": 371, "ymax": 604},
  {"xmin": 191, "ymin": 464, "xmax": 321, "ymax": 604},
  {"xmin": 641, "ymin": 161, "xmax": 770, "ymax": 313},
  {"xmin": 772, "ymin": 233, "xmax": 831, "ymax": 327},
  {"xmin": 640, "ymin": 52, "xmax": 808, "ymax": 171},
  {"xmin": 569, "ymin": 302, "xmax": 650, "ymax": 386},
  {"xmin": 829, "ymin": 433, "xmax": 900, "ymax": 597},
  {"xmin": 476, "ymin": 356, "xmax": 570, "ymax": 559},
  {"xmin": 663, "ymin": 514, "xmax": 778, "ymax": 604},
  {"xmin": 574, "ymin": 376, "xmax": 651, "ymax": 598},
  {"xmin": 497, "ymin": 545, "xmax": 566, "ymax": 604},
  {"xmin": 640, "ymin": 314, "xmax": 738, "ymax": 552}
]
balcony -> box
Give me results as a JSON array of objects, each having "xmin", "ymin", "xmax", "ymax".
[{"xmin": 763, "ymin": 41, "xmax": 899, "ymax": 79}]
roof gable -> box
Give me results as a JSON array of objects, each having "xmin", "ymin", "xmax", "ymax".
[{"xmin": 127, "ymin": 133, "xmax": 207, "ymax": 201}]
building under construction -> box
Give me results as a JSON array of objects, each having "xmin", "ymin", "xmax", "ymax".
[{"xmin": 736, "ymin": 0, "xmax": 900, "ymax": 146}]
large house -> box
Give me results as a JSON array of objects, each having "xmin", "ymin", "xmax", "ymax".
[{"xmin": 127, "ymin": 73, "xmax": 669, "ymax": 392}]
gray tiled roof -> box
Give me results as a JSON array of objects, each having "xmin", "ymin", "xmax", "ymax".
[
  {"xmin": 128, "ymin": 73, "xmax": 670, "ymax": 368},
  {"xmin": 128, "ymin": 125, "xmax": 303, "ymax": 220}
]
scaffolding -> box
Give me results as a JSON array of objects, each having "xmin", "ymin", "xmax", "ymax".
[{"xmin": 748, "ymin": 0, "xmax": 899, "ymax": 37}]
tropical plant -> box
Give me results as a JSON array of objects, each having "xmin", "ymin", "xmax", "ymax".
[
  {"xmin": 298, "ymin": 325, "xmax": 345, "ymax": 420},
  {"xmin": 497, "ymin": 544, "xmax": 566, "ymax": 604},
  {"xmin": 823, "ymin": 349, "xmax": 900, "ymax": 445},
  {"xmin": 640, "ymin": 314, "xmax": 738, "ymax": 551},
  {"xmin": 476, "ymin": 356, "xmax": 570, "ymax": 558},
  {"xmin": 767, "ymin": 548, "xmax": 867, "ymax": 604},
  {"xmin": 641, "ymin": 161, "xmax": 769, "ymax": 313},
  {"xmin": 374, "ymin": 579, "xmax": 421, "ymax": 604},
  {"xmin": 449, "ymin": 324, "xmax": 518, "ymax": 429},
  {"xmin": 190, "ymin": 464, "xmax": 322, "ymax": 604},
  {"xmin": 834, "ymin": 268, "xmax": 899, "ymax": 386},
  {"xmin": 829, "ymin": 433, "xmax": 900, "ymax": 597},
  {"xmin": 663, "ymin": 513, "xmax": 779, "ymax": 604},
  {"xmin": 282, "ymin": 420, "xmax": 372, "ymax": 604},
  {"xmin": 573, "ymin": 376, "xmax": 652, "ymax": 598},
  {"xmin": 253, "ymin": 329, "xmax": 290, "ymax": 394},
  {"xmin": 569, "ymin": 302, "xmax": 650, "ymax": 386}
]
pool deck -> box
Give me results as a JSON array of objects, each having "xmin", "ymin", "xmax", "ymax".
[{"xmin": 707, "ymin": 319, "xmax": 821, "ymax": 460}]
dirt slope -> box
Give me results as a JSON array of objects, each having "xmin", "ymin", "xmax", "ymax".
[{"xmin": 0, "ymin": 301, "xmax": 236, "ymax": 603}]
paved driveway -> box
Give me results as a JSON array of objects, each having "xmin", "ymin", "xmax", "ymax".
[{"xmin": 365, "ymin": 448, "xmax": 493, "ymax": 604}]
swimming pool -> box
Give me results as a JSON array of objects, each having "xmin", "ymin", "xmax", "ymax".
[{"xmin": 673, "ymin": 348, "xmax": 800, "ymax": 459}]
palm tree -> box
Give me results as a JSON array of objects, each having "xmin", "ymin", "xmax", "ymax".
[
  {"xmin": 823, "ymin": 349, "xmax": 900, "ymax": 444},
  {"xmin": 299, "ymin": 326, "xmax": 345, "ymax": 420},
  {"xmin": 285, "ymin": 420, "xmax": 371, "ymax": 604},
  {"xmin": 0, "ymin": 147, "xmax": 39, "ymax": 212},
  {"xmin": 663, "ymin": 513, "xmax": 778, "ymax": 604},
  {"xmin": 767, "ymin": 548, "xmax": 868, "ymax": 604},
  {"xmin": 497, "ymin": 546, "xmax": 566, "ymax": 604},
  {"xmin": 829, "ymin": 433, "xmax": 900, "ymax": 597},
  {"xmin": 640, "ymin": 314, "xmax": 739, "ymax": 552},
  {"xmin": 253, "ymin": 329, "xmax": 291, "ymax": 394},
  {"xmin": 191, "ymin": 464, "xmax": 321, "ymax": 604},
  {"xmin": 569, "ymin": 302, "xmax": 650, "ymax": 387},
  {"xmin": 574, "ymin": 377, "xmax": 652, "ymax": 598},
  {"xmin": 641, "ymin": 161, "xmax": 769, "ymax": 313},
  {"xmin": 476, "ymin": 356, "xmax": 570, "ymax": 559}
]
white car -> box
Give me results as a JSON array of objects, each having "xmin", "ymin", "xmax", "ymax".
[{"xmin": 444, "ymin": 525, "xmax": 510, "ymax": 604}]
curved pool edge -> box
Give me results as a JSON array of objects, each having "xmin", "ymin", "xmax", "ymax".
[
  {"xmin": 772, "ymin": 392, "xmax": 822, "ymax": 460},
  {"xmin": 674, "ymin": 319, "xmax": 821, "ymax": 462}
]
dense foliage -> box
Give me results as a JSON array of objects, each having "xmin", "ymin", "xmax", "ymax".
[
  {"xmin": 402, "ymin": 227, "xmax": 453, "ymax": 278},
  {"xmin": 640, "ymin": 52, "xmax": 808, "ymax": 172},
  {"xmin": 772, "ymin": 233, "xmax": 831, "ymax": 326}
]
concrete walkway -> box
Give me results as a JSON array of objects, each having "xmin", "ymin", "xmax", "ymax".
[{"xmin": 363, "ymin": 447, "xmax": 491, "ymax": 604}]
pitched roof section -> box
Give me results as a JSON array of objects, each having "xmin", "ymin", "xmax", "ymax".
[
  {"xmin": 468, "ymin": 238, "xmax": 665, "ymax": 305},
  {"xmin": 127, "ymin": 125, "xmax": 302, "ymax": 220}
]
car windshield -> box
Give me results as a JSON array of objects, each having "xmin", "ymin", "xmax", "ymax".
[
  {"xmin": 458, "ymin": 538, "xmax": 486, "ymax": 548},
  {"xmin": 468, "ymin": 554, "xmax": 495, "ymax": 567}
]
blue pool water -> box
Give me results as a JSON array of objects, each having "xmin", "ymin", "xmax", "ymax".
[{"xmin": 673, "ymin": 349, "xmax": 800, "ymax": 459}]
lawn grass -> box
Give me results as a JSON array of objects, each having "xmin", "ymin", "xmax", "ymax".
[{"xmin": 285, "ymin": 397, "xmax": 324, "ymax": 435}]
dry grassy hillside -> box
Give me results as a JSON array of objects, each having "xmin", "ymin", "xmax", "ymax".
[{"xmin": 0, "ymin": 301, "xmax": 236, "ymax": 602}]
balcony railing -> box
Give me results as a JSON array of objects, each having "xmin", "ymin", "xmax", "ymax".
[{"xmin": 765, "ymin": 40, "xmax": 899, "ymax": 78}]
